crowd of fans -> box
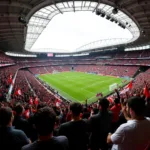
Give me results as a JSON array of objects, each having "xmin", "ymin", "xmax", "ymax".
[
  {"xmin": 0, "ymin": 51, "xmax": 14, "ymax": 63},
  {"xmin": 14, "ymin": 58, "xmax": 150, "ymax": 67},
  {"xmin": 0, "ymin": 65, "xmax": 19, "ymax": 101},
  {"xmin": 28, "ymin": 65, "xmax": 139, "ymax": 78},
  {"xmin": 0, "ymin": 51, "xmax": 150, "ymax": 150},
  {"xmin": 24, "ymin": 71, "xmax": 60, "ymax": 106},
  {"xmin": 131, "ymin": 69, "xmax": 150, "ymax": 96},
  {"xmin": 11, "ymin": 70, "xmax": 34, "ymax": 103},
  {"xmin": 0, "ymin": 94, "xmax": 150, "ymax": 150}
]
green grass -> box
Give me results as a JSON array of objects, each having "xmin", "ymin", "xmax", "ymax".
[{"xmin": 38, "ymin": 72, "xmax": 127, "ymax": 104}]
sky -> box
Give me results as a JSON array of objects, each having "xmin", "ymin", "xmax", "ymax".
[{"xmin": 31, "ymin": 11, "xmax": 132, "ymax": 52}]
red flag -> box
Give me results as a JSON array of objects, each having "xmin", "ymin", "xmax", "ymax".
[
  {"xmin": 144, "ymin": 85, "xmax": 150, "ymax": 98},
  {"xmin": 126, "ymin": 81, "xmax": 133, "ymax": 89},
  {"xmin": 107, "ymin": 97, "xmax": 114, "ymax": 104},
  {"xmin": 24, "ymin": 109, "xmax": 30, "ymax": 119},
  {"xmin": 55, "ymin": 99, "xmax": 61, "ymax": 107},
  {"xmin": 120, "ymin": 81, "xmax": 133, "ymax": 94},
  {"xmin": 8, "ymin": 74, "xmax": 13, "ymax": 84},
  {"xmin": 29, "ymin": 97, "xmax": 33, "ymax": 105},
  {"xmin": 15, "ymin": 88, "xmax": 22, "ymax": 96},
  {"xmin": 34, "ymin": 97, "xmax": 39, "ymax": 105}
]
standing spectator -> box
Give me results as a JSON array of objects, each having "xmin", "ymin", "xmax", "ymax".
[
  {"xmin": 89, "ymin": 98, "xmax": 112, "ymax": 150},
  {"xmin": 22, "ymin": 107, "xmax": 68, "ymax": 150},
  {"xmin": 0, "ymin": 107, "xmax": 30, "ymax": 150},
  {"xmin": 107, "ymin": 97, "xmax": 150, "ymax": 150},
  {"xmin": 117, "ymin": 98, "xmax": 127, "ymax": 126},
  {"xmin": 110, "ymin": 98, "xmax": 121, "ymax": 132},
  {"xmin": 13, "ymin": 104, "xmax": 30, "ymax": 137},
  {"xmin": 59, "ymin": 103, "xmax": 89, "ymax": 150},
  {"xmin": 27, "ymin": 102, "xmax": 48, "ymax": 142},
  {"xmin": 82, "ymin": 107, "xmax": 90, "ymax": 119}
]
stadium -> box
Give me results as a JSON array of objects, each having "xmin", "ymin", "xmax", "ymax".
[{"xmin": 0, "ymin": 0, "xmax": 150, "ymax": 150}]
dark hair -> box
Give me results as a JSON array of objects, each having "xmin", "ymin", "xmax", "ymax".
[
  {"xmin": 0, "ymin": 107, "xmax": 13, "ymax": 126},
  {"xmin": 93, "ymin": 108, "xmax": 99, "ymax": 114},
  {"xmin": 34, "ymin": 107, "xmax": 56, "ymax": 136},
  {"xmin": 114, "ymin": 98, "xmax": 120, "ymax": 104},
  {"xmin": 37, "ymin": 102, "xmax": 47, "ymax": 110},
  {"xmin": 83, "ymin": 107, "xmax": 88, "ymax": 112},
  {"xmin": 14, "ymin": 104, "xmax": 23, "ymax": 115},
  {"xmin": 70, "ymin": 102, "xmax": 82, "ymax": 116},
  {"xmin": 128, "ymin": 97, "xmax": 145, "ymax": 116},
  {"xmin": 99, "ymin": 98, "xmax": 109, "ymax": 110}
]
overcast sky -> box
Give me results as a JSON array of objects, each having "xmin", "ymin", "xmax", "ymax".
[{"xmin": 31, "ymin": 11, "xmax": 132, "ymax": 52}]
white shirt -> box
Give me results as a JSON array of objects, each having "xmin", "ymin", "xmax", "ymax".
[{"xmin": 111, "ymin": 118, "xmax": 150, "ymax": 150}]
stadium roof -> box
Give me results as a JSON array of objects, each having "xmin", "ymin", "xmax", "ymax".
[
  {"xmin": 25, "ymin": 4, "xmax": 136, "ymax": 53},
  {"xmin": 0, "ymin": 0, "xmax": 150, "ymax": 53}
]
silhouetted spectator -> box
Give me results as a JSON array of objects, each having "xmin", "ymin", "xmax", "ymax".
[
  {"xmin": 22, "ymin": 107, "xmax": 68, "ymax": 150},
  {"xmin": 59, "ymin": 103, "xmax": 89, "ymax": 150},
  {"xmin": 82, "ymin": 107, "xmax": 90, "ymax": 119},
  {"xmin": 110, "ymin": 98, "xmax": 121, "ymax": 132},
  {"xmin": 0, "ymin": 107, "xmax": 30, "ymax": 150},
  {"xmin": 89, "ymin": 98, "xmax": 112, "ymax": 150},
  {"xmin": 28, "ymin": 102, "xmax": 48, "ymax": 142},
  {"xmin": 13, "ymin": 104, "xmax": 30, "ymax": 137}
]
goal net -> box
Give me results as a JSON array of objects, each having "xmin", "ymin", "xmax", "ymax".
[
  {"xmin": 52, "ymin": 70, "xmax": 59, "ymax": 74},
  {"xmin": 109, "ymin": 83, "xmax": 118, "ymax": 91}
]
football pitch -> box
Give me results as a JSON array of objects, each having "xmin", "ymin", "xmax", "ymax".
[{"xmin": 38, "ymin": 72, "xmax": 126, "ymax": 104}]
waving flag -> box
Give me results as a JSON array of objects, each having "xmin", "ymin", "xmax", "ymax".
[
  {"xmin": 15, "ymin": 88, "xmax": 22, "ymax": 96},
  {"xmin": 107, "ymin": 97, "xmax": 114, "ymax": 104},
  {"xmin": 34, "ymin": 97, "xmax": 39, "ymax": 105},
  {"xmin": 29, "ymin": 97, "xmax": 33, "ymax": 105},
  {"xmin": 24, "ymin": 109, "xmax": 30, "ymax": 119},
  {"xmin": 126, "ymin": 81, "xmax": 133, "ymax": 89},
  {"xmin": 8, "ymin": 74, "xmax": 13, "ymax": 84},
  {"xmin": 144, "ymin": 85, "xmax": 150, "ymax": 98},
  {"xmin": 55, "ymin": 99, "xmax": 61, "ymax": 107},
  {"xmin": 120, "ymin": 81, "xmax": 133, "ymax": 94}
]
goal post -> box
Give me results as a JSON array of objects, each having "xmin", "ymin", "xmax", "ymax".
[
  {"xmin": 52, "ymin": 70, "xmax": 59, "ymax": 74},
  {"xmin": 109, "ymin": 83, "xmax": 118, "ymax": 91}
]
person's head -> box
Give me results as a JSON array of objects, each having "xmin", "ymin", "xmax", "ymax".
[
  {"xmin": 93, "ymin": 108, "xmax": 99, "ymax": 114},
  {"xmin": 70, "ymin": 102, "xmax": 82, "ymax": 117},
  {"xmin": 126, "ymin": 97, "xmax": 146, "ymax": 119},
  {"xmin": 14, "ymin": 104, "xmax": 24, "ymax": 115},
  {"xmin": 0, "ymin": 107, "xmax": 13, "ymax": 127},
  {"xmin": 37, "ymin": 102, "xmax": 47, "ymax": 110},
  {"xmin": 34, "ymin": 107, "xmax": 56, "ymax": 136},
  {"xmin": 83, "ymin": 107, "xmax": 88, "ymax": 113},
  {"xmin": 114, "ymin": 98, "xmax": 120, "ymax": 105},
  {"xmin": 99, "ymin": 98, "xmax": 109, "ymax": 111}
]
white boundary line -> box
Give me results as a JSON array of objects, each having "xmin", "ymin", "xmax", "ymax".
[
  {"xmin": 40, "ymin": 72, "xmax": 125, "ymax": 103},
  {"xmin": 40, "ymin": 75, "xmax": 80, "ymax": 102}
]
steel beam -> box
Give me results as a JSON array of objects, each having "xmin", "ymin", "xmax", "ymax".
[{"xmin": 0, "ymin": 1, "xmax": 32, "ymax": 9}]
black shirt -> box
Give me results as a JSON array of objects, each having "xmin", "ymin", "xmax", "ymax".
[
  {"xmin": 13, "ymin": 115, "xmax": 30, "ymax": 137},
  {"xmin": 59, "ymin": 119, "xmax": 89, "ymax": 150},
  {"xmin": 0, "ymin": 127, "xmax": 29, "ymax": 150},
  {"xmin": 82, "ymin": 112, "xmax": 90, "ymax": 119},
  {"xmin": 88, "ymin": 111, "xmax": 112, "ymax": 146},
  {"xmin": 22, "ymin": 136, "xmax": 68, "ymax": 150}
]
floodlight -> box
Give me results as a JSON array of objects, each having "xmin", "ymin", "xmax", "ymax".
[{"xmin": 112, "ymin": 8, "xmax": 118, "ymax": 15}]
